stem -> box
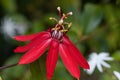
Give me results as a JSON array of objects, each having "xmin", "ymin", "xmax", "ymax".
[{"xmin": 0, "ymin": 63, "xmax": 18, "ymax": 70}]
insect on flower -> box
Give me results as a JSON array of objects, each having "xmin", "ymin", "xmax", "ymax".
[{"xmin": 14, "ymin": 7, "xmax": 89, "ymax": 80}]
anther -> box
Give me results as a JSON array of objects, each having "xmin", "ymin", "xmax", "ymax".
[
  {"xmin": 60, "ymin": 30, "xmax": 68, "ymax": 32},
  {"xmin": 68, "ymin": 22, "xmax": 72, "ymax": 28},
  {"xmin": 67, "ymin": 12, "xmax": 73, "ymax": 16},
  {"xmin": 49, "ymin": 17, "xmax": 58, "ymax": 22}
]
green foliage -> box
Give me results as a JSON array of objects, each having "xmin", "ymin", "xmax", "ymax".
[
  {"xmin": 79, "ymin": 3, "xmax": 103, "ymax": 35},
  {"xmin": 0, "ymin": 0, "xmax": 120, "ymax": 80},
  {"xmin": 0, "ymin": 55, "xmax": 27, "ymax": 80},
  {"xmin": 112, "ymin": 51, "xmax": 120, "ymax": 61}
]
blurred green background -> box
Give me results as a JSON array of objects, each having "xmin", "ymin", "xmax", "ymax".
[{"xmin": 0, "ymin": 0, "xmax": 120, "ymax": 80}]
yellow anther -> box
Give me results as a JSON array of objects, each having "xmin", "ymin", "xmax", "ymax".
[
  {"xmin": 62, "ymin": 22, "xmax": 72, "ymax": 30},
  {"xmin": 49, "ymin": 17, "xmax": 58, "ymax": 22},
  {"xmin": 68, "ymin": 22, "xmax": 72, "ymax": 28},
  {"xmin": 60, "ymin": 30, "xmax": 68, "ymax": 32},
  {"xmin": 49, "ymin": 17, "xmax": 53, "ymax": 20}
]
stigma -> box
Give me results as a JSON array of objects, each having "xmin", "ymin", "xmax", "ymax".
[{"xmin": 49, "ymin": 7, "xmax": 73, "ymax": 42}]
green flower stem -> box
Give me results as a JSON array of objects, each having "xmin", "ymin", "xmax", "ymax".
[{"xmin": 30, "ymin": 56, "xmax": 46, "ymax": 80}]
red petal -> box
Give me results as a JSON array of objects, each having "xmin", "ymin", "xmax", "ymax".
[
  {"xmin": 46, "ymin": 40, "xmax": 59, "ymax": 80},
  {"xmin": 59, "ymin": 43, "xmax": 80, "ymax": 79},
  {"xmin": 64, "ymin": 36, "xmax": 89, "ymax": 69},
  {"xmin": 14, "ymin": 44, "xmax": 31, "ymax": 53},
  {"xmin": 19, "ymin": 39, "xmax": 51, "ymax": 64},
  {"xmin": 14, "ymin": 33, "xmax": 50, "ymax": 53},
  {"xmin": 14, "ymin": 31, "xmax": 49, "ymax": 41}
]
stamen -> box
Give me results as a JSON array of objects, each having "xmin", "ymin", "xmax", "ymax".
[
  {"xmin": 50, "ymin": 7, "xmax": 73, "ymax": 34},
  {"xmin": 67, "ymin": 12, "xmax": 73, "ymax": 16},
  {"xmin": 68, "ymin": 22, "xmax": 72, "ymax": 28},
  {"xmin": 60, "ymin": 30, "xmax": 68, "ymax": 32},
  {"xmin": 49, "ymin": 17, "xmax": 58, "ymax": 22}
]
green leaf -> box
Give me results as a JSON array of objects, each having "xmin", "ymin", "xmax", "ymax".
[
  {"xmin": 112, "ymin": 51, "xmax": 120, "ymax": 61},
  {"xmin": 79, "ymin": 3, "xmax": 103, "ymax": 35},
  {"xmin": 31, "ymin": 20, "xmax": 45, "ymax": 33},
  {"xmin": 30, "ymin": 55, "xmax": 46, "ymax": 80},
  {"xmin": 54, "ymin": 60, "xmax": 74, "ymax": 80},
  {"xmin": 30, "ymin": 61, "xmax": 43, "ymax": 80},
  {"xmin": 1, "ymin": 0, "xmax": 16, "ymax": 13}
]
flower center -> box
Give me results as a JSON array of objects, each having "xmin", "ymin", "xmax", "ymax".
[
  {"xmin": 51, "ymin": 30, "xmax": 63, "ymax": 40},
  {"xmin": 49, "ymin": 6, "xmax": 73, "ymax": 42}
]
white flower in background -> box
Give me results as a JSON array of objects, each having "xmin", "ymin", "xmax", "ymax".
[
  {"xmin": 113, "ymin": 71, "xmax": 120, "ymax": 80},
  {"xmin": 85, "ymin": 52, "xmax": 114, "ymax": 75},
  {"xmin": 0, "ymin": 16, "xmax": 28, "ymax": 39}
]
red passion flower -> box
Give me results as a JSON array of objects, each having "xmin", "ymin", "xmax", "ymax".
[{"xmin": 14, "ymin": 7, "xmax": 89, "ymax": 80}]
